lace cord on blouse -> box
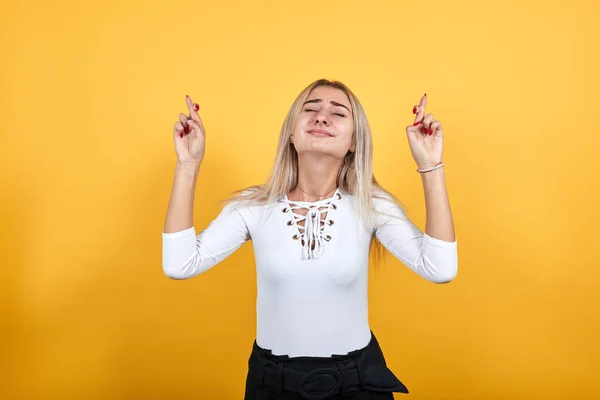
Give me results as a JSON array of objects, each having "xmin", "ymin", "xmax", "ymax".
[{"xmin": 281, "ymin": 190, "xmax": 342, "ymax": 260}]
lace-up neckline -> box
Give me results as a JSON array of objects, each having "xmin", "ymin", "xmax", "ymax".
[{"xmin": 281, "ymin": 188, "xmax": 342, "ymax": 260}]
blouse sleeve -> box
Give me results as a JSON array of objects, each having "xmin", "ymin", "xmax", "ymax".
[
  {"xmin": 373, "ymin": 196, "xmax": 458, "ymax": 283},
  {"xmin": 161, "ymin": 202, "xmax": 250, "ymax": 279}
]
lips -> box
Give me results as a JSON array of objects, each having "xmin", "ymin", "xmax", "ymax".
[{"xmin": 307, "ymin": 129, "xmax": 334, "ymax": 137}]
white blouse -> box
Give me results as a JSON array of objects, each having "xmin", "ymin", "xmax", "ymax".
[{"xmin": 162, "ymin": 188, "xmax": 458, "ymax": 357}]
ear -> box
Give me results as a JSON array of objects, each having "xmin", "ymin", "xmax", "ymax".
[{"xmin": 349, "ymin": 142, "xmax": 356, "ymax": 153}]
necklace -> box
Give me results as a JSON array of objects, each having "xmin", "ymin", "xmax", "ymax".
[{"xmin": 296, "ymin": 185, "xmax": 337, "ymax": 199}]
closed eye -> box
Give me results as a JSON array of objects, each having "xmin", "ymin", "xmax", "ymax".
[{"xmin": 304, "ymin": 108, "xmax": 345, "ymax": 117}]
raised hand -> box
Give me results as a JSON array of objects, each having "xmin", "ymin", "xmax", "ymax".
[
  {"xmin": 173, "ymin": 95, "xmax": 206, "ymax": 166},
  {"xmin": 405, "ymin": 94, "xmax": 444, "ymax": 171}
]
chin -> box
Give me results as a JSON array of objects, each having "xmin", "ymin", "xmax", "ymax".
[{"xmin": 297, "ymin": 146, "xmax": 346, "ymax": 159}]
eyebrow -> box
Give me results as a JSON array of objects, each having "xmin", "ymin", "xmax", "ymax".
[{"xmin": 304, "ymin": 98, "xmax": 351, "ymax": 113}]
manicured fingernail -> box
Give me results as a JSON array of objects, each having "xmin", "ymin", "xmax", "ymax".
[
  {"xmin": 180, "ymin": 132, "xmax": 183, "ymax": 138},
  {"xmin": 194, "ymin": 104, "xmax": 199, "ymax": 111},
  {"xmin": 413, "ymin": 121, "xmax": 422, "ymax": 126},
  {"xmin": 412, "ymin": 107, "xmax": 417, "ymax": 114},
  {"xmin": 424, "ymin": 128, "xmax": 428, "ymax": 134}
]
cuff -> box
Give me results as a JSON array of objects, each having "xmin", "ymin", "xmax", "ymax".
[
  {"xmin": 423, "ymin": 232, "xmax": 457, "ymax": 248},
  {"xmin": 162, "ymin": 226, "xmax": 196, "ymax": 239}
]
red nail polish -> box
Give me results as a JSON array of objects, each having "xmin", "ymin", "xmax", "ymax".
[
  {"xmin": 413, "ymin": 121, "xmax": 422, "ymax": 126},
  {"xmin": 424, "ymin": 128, "xmax": 428, "ymax": 134},
  {"xmin": 180, "ymin": 132, "xmax": 183, "ymax": 138},
  {"xmin": 194, "ymin": 104, "xmax": 199, "ymax": 111},
  {"xmin": 412, "ymin": 107, "xmax": 417, "ymax": 114}
]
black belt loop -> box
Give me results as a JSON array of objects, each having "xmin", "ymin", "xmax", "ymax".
[
  {"xmin": 277, "ymin": 361, "xmax": 285, "ymax": 396},
  {"xmin": 336, "ymin": 360, "xmax": 347, "ymax": 395},
  {"xmin": 354, "ymin": 356, "xmax": 367, "ymax": 390}
]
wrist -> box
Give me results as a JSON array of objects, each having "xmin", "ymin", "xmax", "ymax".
[
  {"xmin": 420, "ymin": 165, "xmax": 446, "ymax": 185},
  {"xmin": 176, "ymin": 161, "xmax": 201, "ymax": 176},
  {"xmin": 417, "ymin": 161, "xmax": 444, "ymax": 173},
  {"xmin": 177, "ymin": 160, "xmax": 201, "ymax": 168}
]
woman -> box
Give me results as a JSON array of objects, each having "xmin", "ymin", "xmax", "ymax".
[{"xmin": 162, "ymin": 79, "xmax": 458, "ymax": 399}]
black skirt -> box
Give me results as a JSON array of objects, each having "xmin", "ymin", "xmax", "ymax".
[{"xmin": 244, "ymin": 331, "xmax": 409, "ymax": 400}]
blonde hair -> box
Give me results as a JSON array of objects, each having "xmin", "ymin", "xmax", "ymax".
[{"xmin": 224, "ymin": 78, "xmax": 406, "ymax": 266}]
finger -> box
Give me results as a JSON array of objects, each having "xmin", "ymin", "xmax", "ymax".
[
  {"xmin": 179, "ymin": 113, "xmax": 190, "ymax": 134},
  {"xmin": 174, "ymin": 121, "xmax": 185, "ymax": 138},
  {"xmin": 422, "ymin": 113, "xmax": 435, "ymax": 135},
  {"xmin": 429, "ymin": 121, "xmax": 442, "ymax": 136},
  {"xmin": 185, "ymin": 95, "xmax": 201, "ymax": 123},
  {"xmin": 413, "ymin": 93, "xmax": 427, "ymax": 123}
]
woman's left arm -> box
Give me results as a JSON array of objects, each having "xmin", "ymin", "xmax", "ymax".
[
  {"xmin": 407, "ymin": 93, "xmax": 456, "ymax": 243},
  {"xmin": 373, "ymin": 93, "xmax": 458, "ymax": 284}
]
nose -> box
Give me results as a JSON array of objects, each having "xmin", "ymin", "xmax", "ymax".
[{"xmin": 314, "ymin": 110, "xmax": 329, "ymax": 125}]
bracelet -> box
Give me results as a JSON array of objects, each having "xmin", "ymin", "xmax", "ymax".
[{"xmin": 417, "ymin": 162, "xmax": 444, "ymax": 173}]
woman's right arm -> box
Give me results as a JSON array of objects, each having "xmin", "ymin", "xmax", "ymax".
[
  {"xmin": 161, "ymin": 95, "xmax": 250, "ymax": 279},
  {"xmin": 164, "ymin": 94, "xmax": 205, "ymax": 233}
]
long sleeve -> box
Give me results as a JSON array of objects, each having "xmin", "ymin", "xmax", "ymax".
[
  {"xmin": 161, "ymin": 202, "xmax": 250, "ymax": 279},
  {"xmin": 374, "ymin": 197, "xmax": 458, "ymax": 283}
]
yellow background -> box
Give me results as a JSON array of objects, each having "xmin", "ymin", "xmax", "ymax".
[{"xmin": 2, "ymin": 0, "xmax": 599, "ymax": 399}]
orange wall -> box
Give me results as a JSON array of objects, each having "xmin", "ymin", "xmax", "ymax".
[{"xmin": 1, "ymin": 0, "xmax": 599, "ymax": 399}]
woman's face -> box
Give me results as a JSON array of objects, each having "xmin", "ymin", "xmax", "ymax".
[{"xmin": 292, "ymin": 85, "xmax": 355, "ymax": 158}]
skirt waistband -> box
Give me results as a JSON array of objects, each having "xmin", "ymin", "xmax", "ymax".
[{"xmin": 247, "ymin": 332, "xmax": 408, "ymax": 399}]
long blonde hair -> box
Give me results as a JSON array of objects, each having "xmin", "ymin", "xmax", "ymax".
[{"xmin": 224, "ymin": 78, "xmax": 406, "ymax": 266}]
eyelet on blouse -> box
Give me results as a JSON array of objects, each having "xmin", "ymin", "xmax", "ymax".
[{"xmin": 282, "ymin": 188, "xmax": 341, "ymax": 260}]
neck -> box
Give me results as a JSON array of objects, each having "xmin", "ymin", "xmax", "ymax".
[{"xmin": 289, "ymin": 154, "xmax": 341, "ymax": 202}]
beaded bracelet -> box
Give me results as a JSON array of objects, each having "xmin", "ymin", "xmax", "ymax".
[{"xmin": 417, "ymin": 162, "xmax": 444, "ymax": 173}]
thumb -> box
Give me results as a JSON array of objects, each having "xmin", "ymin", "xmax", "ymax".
[
  {"xmin": 186, "ymin": 118, "xmax": 205, "ymax": 138},
  {"xmin": 406, "ymin": 119, "xmax": 423, "ymax": 134}
]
